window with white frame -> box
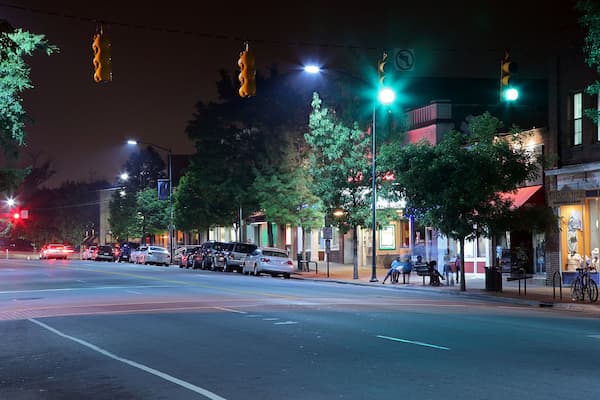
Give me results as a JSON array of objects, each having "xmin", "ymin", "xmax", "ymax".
[{"xmin": 574, "ymin": 92, "xmax": 582, "ymax": 145}]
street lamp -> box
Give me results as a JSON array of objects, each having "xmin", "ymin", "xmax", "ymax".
[{"xmin": 127, "ymin": 139, "xmax": 174, "ymax": 259}]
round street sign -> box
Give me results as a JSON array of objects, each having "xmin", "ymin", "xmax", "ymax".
[{"xmin": 394, "ymin": 49, "xmax": 415, "ymax": 71}]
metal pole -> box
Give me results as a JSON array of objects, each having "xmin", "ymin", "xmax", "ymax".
[
  {"xmin": 168, "ymin": 150, "xmax": 173, "ymax": 263},
  {"xmin": 370, "ymin": 106, "xmax": 378, "ymax": 282}
]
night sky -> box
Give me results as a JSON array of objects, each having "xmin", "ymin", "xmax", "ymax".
[{"xmin": 0, "ymin": 1, "xmax": 582, "ymax": 188}]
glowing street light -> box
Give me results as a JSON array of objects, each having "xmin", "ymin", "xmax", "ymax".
[{"xmin": 127, "ymin": 139, "xmax": 173, "ymax": 259}]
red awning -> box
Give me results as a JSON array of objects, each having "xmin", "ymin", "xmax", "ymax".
[{"xmin": 500, "ymin": 185, "xmax": 544, "ymax": 208}]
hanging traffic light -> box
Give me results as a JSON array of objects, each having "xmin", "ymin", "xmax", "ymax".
[
  {"xmin": 238, "ymin": 43, "xmax": 256, "ymax": 98},
  {"xmin": 378, "ymin": 52, "xmax": 388, "ymax": 85},
  {"xmin": 500, "ymin": 50, "xmax": 518, "ymax": 102},
  {"xmin": 92, "ymin": 24, "xmax": 112, "ymax": 83}
]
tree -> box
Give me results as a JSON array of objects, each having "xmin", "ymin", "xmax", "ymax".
[
  {"xmin": 253, "ymin": 151, "xmax": 324, "ymax": 258},
  {"xmin": 135, "ymin": 188, "xmax": 169, "ymax": 240},
  {"xmin": 0, "ymin": 20, "xmax": 57, "ymax": 193},
  {"xmin": 305, "ymin": 93, "xmax": 374, "ymax": 279},
  {"xmin": 578, "ymin": 0, "xmax": 600, "ymax": 124},
  {"xmin": 180, "ymin": 67, "xmax": 316, "ymax": 239},
  {"xmin": 379, "ymin": 112, "xmax": 538, "ymax": 291},
  {"xmin": 109, "ymin": 147, "xmax": 166, "ymax": 242}
]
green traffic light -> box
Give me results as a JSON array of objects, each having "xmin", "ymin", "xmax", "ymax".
[
  {"xmin": 503, "ymin": 87, "xmax": 519, "ymax": 102},
  {"xmin": 378, "ymin": 87, "xmax": 396, "ymax": 105}
]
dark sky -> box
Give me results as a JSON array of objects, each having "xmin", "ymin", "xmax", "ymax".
[{"xmin": 0, "ymin": 1, "xmax": 583, "ymax": 188}]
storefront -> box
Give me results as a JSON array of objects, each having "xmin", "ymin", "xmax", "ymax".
[{"xmin": 547, "ymin": 178, "xmax": 600, "ymax": 285}]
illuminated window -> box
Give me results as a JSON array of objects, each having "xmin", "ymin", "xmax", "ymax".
[{"xmin": 574, "ymin": 92, "xmax": 582, "ymax": 145}]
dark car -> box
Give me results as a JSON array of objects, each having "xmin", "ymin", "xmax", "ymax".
[
  {"xmin": 197, "ymin": 241, "xmax": 228, "ymax": 271},
  {"xmin": 95, "ymin": 245, "xmax": 116, "ymax": 262},
  {"xmin": 179, "ymin": 246, "xmax": 200, "ymax": 269},
  {"xmin": 223, "ymin": 242, "xmax": 257, "ymax": 273}
]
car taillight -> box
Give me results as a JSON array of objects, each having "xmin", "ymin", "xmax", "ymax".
[
  {"xmin": 261, "ymin": 257, "xmax": 270, "ymax": 263},
  {"xmin": 286, "ymin": 260, "xmax": 293, "ymax": 265}
]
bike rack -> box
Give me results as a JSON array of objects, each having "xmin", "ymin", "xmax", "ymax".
[{"xmin": 552, "ymin": 271, "xmax": 562, "ymax": 300}]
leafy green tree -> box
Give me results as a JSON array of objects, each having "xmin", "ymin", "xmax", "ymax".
[
  {"xmin": 180, "ymin": 67, "xmax": 316, "ymax": 238},
  {"xmin": 578, "ymin": 0, "xmax": 600, "ymax": 124},
  {"xmin": 109, "ymin": 147, "xmax": 166, "ymax": 242},
  {"xmin": 0, "ymin": 20, "xmax": 57, "ymax": 193},
  {"xmin": 135, "ymin": 188, "xmax": 169, "ymax": 239},
  {"xmin": 253, "ymin": 151, "xmax": 323, "ymax": 257},
  {"xmin": 305, "ymin": 93, "xmax": 374, "ymax": 278},
  {"xmin": 379, "ymin": 112, "xmax": 538, "ymax": 291}
]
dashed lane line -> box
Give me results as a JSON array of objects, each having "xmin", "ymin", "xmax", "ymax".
[{"xmin": 376, "ymin": 334, "xmax": 451, "ymax": 351}]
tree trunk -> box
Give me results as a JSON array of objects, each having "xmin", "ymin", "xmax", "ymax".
[
  {"xmin": 352, "ymin": 225, "xmax": 358, "ymax": 279},
  {"xmin": 459, "ymin": 236, "xmax": 466, "ymax": 291},
  {"xmin": 267, "ymin": 221, "xmax": 274, "ymax": 247},
  {"xmin": 301, "ymin": 226, "xmax": 307, "ymax": 269}
]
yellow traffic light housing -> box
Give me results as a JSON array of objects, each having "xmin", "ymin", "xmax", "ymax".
[
  {"xmin": 378, "ymin": 52, "xmax": 388, "ymax": 85},
  {"xmin": 238, "ymin": 43, "xmax": 256, "ymax": 97},
  {"xmin": 500, "ymin": 50, "xmax": 518, "ymax": 101},
  {"xmin": 92, "ymin": 24, "xmax": 112, "ymax": 83}
]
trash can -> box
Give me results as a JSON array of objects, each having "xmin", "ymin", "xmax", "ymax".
[
  {"xmin": 485, "ymin": 266, "xmax": 502, "ymax": 292},
  {"xmin": 297, "ymin": 252, "xmax": 311, "ymax": 271}
]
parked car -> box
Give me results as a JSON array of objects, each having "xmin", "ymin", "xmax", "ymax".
[
  {"xmin": 81, "ymin": 245, "xmax": 97, "ymax": 260},
  {"xmin": 39, "ymin": 244, "xmax": 74, "ymax": 260},
  {"xmin": 131, "ymin": 245, "xmax": 170, "ymax": 266},
  {"xmin": 223, "ymin": 242, "xmax": 257, "ymax": 273},
  {"xmin": 198, "ymin": 241, "xmax": 228, "ymax": 271},
  {"xmin": 94, "ymin": 245, "xmax": 117, "ymax": 262},
  {"xmin": 242, "ymin": 247, "xmax": 294, "ymax": 278},
  {"xmin": 177, "ymin": 246, "xmax": 200, "ymax": 268}
]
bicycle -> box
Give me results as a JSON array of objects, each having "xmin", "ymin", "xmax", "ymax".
[{"xmin": 570, "ymin": 266, "xmax": 599, "ymax": 303}]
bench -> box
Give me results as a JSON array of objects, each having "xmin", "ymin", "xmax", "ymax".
[
  {"xmin": 299, "ymin": 260, "xmax": 318, "ymax": 273},
  {"xmin": 391, "ymin": 269, "xmax": 411, "ymax": 284},
  {"xmin": 506, "ymin": 272, "xmax": 534, "ymax": 295},
  {"xmin": 414, "ymin": 262, "xmax": 443, "ymax": 286}
]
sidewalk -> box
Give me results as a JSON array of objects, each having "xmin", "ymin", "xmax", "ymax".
[{"xmin": 294, "ymin": 261, "xmax": 600, "ymax": 315}]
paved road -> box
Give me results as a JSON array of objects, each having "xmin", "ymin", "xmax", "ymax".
[{"xmin": 1, "ymin": 259, "xmax": 599, "ymax": 399}]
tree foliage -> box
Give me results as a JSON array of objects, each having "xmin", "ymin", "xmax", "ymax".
[
  {"xmin": 178, "ymin": 67, "xmax": 315, "ymax": 234},
  {"xmin": 109, "ymin": 147, "xmax": 166, "ymax": 242},
  {"xmin": 578, "ymin": 0, "xmax": 600, "ymax": 124},
  {"xmin": 379, "ymin": 112, "xmax": 539, "ymax": 290},
  {"xmin": 0, "ymin": 20, "xmax": 57, "ymax": 192}
]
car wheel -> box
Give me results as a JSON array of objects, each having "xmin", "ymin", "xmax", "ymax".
[
  {"xmin": 283, "ymin": 273, "xmax": 290, "ymax": 279},
  {"xmin": 243, "ymin": 270, "xmax": 249, "ymax": 275}
]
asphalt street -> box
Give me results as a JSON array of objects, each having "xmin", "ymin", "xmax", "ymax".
[{"xmin": 1, "ymin": 259, "xmax": 599, "ymax": 399}]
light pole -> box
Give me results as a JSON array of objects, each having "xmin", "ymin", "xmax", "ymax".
[
  {"xmin": 370, "ymin": 88, "xmax": 396, "ymax": 282},
  {"xmin": 127, "ymin": 140, "xmax": 174, "ymax": 259}
]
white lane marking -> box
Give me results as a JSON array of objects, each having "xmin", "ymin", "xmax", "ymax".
[
  {"xmin": 245, "ymin": 315, "xmax": 261, "ymax": 318},
  {"xmin": 125, "ymin": 290, "xmax": 141, "ymax": 295},
  {"xmin": 262, "ymin": 318, "xmax": 279, "ymax": 321},
  {"xmin": 274, "ymin": 321, "xmax": 298, "ymax": 325},
  {"xmin": 588, "ymin": 335, "xmax": 600, "ymax": 339},
  {"xmin": 0, "ymin": 285, "xmax": 171, "ymax": 294},
  {"xmin": 213, "ymin": 307, "xmax": 246, "ymax": 314},
  {"xmin": 376, "ymin": 335, "xmax": 450, "ymax": 351},
  {"xmin": 28, "ymin": 318, "xmax": 228, "ymax": 400}
]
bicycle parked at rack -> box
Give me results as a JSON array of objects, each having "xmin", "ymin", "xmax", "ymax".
[{"xmin": 570, "ymin": 266, "xmax": 599, "ymax": 303}]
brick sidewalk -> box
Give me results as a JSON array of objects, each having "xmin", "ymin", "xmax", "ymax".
[{"xmin": 294, "ymin": 262, "xmax": 600, "ymax": 314}]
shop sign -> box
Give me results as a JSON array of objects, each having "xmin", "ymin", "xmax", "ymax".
[{"xmin": 548, "ymin": 189, "xmax": 585, "ymax": 206}]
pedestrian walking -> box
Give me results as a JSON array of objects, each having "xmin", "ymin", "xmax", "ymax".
[{"xmin": 454, "ymin": 253, "xmax": 461, "ymax": 284}]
